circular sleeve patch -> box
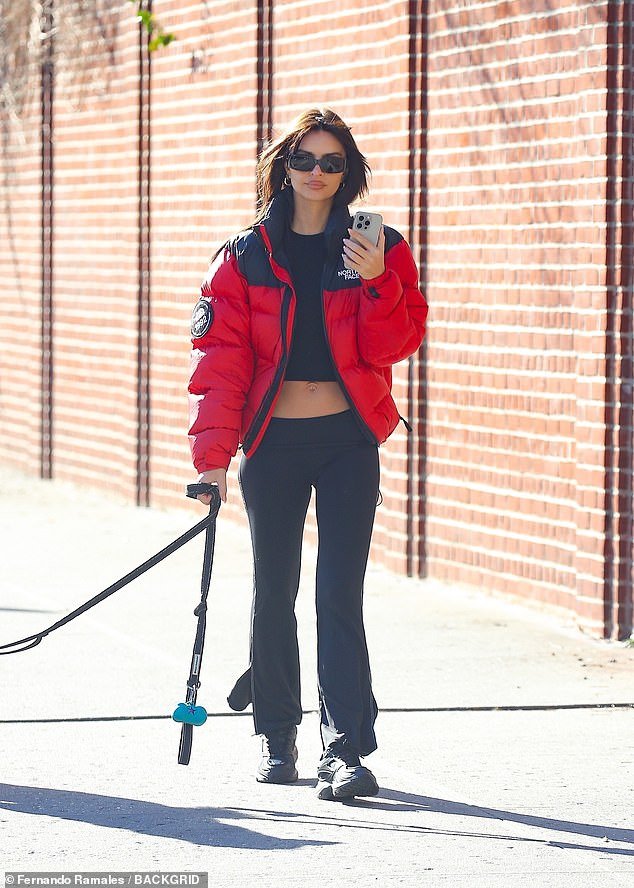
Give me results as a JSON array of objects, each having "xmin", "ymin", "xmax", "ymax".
[{"xmin": 191, "ymin": 298, "xmax": 214, "ymax": 339}]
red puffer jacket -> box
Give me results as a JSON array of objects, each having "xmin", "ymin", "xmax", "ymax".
[{"xmin": 188, "ymin": 190, "xmax": 428, "ymax": 472}]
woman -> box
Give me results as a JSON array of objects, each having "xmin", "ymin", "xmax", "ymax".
[{"xmin": 188, "ymin": 108, "xmax": 427, "ymax": 801}]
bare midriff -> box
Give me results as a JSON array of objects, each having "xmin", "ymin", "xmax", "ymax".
[{"xmin": 272, "ymin": 380, "xmax": 350, "ymax": 418}]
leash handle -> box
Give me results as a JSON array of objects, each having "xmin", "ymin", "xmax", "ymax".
[{"xmin": 186, "ymin": 482, "xmax": 222, "ymax": 513}]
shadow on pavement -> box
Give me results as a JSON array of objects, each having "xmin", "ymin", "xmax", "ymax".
[
  {"xmin": 369, "ymin": 789, "xmax": 634, "ymax": 855},
  {"xmin": 227, "ymin": 786, "xmax": 634, "ymax": 857},
  {"xmin": 0, "ymin": 783, "xmax": 335, "ymax": 850},
  {"xmin": 3, "ymin": 782, "xmax": 634, "ymax": 858}
]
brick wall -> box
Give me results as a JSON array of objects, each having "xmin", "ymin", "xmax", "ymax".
[
  {"xmin": 0, "ymin": 0, "xmax": 632, "ymax": 637},
  {"xmin": 0, "ymin": 71, "xmax": 43, "ymax": 475},
  {"xmin": 51, "ymin": 4, "xmax": 142, "ymax": 501},
  {"xmin": 422, "ymin": 0, "xmax": 632, "ymax": 636}
]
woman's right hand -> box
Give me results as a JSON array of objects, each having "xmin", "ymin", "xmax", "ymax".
[{"xmin": 196, "ymin": 468, "xmax": 227, "ymax": 504}]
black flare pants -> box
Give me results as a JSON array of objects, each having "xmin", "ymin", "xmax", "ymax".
[{"xmin": 238, "ymin": 410, "xmax": 380, "ymax": 757}]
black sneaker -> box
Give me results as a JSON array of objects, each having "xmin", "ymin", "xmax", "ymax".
[
  {"xmin": 316, "ymin": 742, "xmax": 379, "ymax": 800},
  {"xmin": 256, "ymin": 726, "xmax": 299, "ymax": 784}
]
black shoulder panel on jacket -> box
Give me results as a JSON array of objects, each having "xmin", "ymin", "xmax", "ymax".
[
  {"xmin": 383, "ymin": 225, "xmax": 405, "ymax": 253},
  {"xmin": 228, "ymin": 228, "xmax": 280, "ymax": 287},
  {"xmin": 226, "ymin": 229, "xmax": 253, "ymax": 259}
]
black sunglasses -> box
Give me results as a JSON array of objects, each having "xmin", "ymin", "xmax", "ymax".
[{"xmin": 288, "ymin": 151, "xmax": 347, "ymax": 174}]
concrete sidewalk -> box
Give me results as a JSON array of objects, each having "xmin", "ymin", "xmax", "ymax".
[{"xmin": 1, "ymin": 466, "xmax": 633, "ymax": 886}]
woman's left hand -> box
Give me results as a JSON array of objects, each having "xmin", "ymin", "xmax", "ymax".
[{"xmin": 342, "ymin": 226, "xmax": 385, "ymax": 280}]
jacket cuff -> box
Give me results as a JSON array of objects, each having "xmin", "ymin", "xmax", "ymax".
[
  {"xmin": 195, "ymin": 457, "xmax": 231, "ymax": 473},
  {"xmin": 363, "ymin": 268, "xmax": 391, "ymax": 289}
]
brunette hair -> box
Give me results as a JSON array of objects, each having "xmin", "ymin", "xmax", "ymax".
[{"xmin": 253, "ymin": 107, "xmax": 370, "ymax": 224}]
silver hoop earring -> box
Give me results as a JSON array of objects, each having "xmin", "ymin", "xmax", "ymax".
[{"xmin": 283, "ymin": 175, "xmax": 292, "ymax": 187}]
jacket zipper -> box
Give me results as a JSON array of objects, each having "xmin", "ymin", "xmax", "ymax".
[
  {"xmin": 242, "ymin": 230, "xmax": 294, "ymax": 453},
  {"xmin": 242, "ymin": 284, "xmax": 292, "ymax": 454},
  {"xmin": 321, "ymin": 270, "xmax": 376, "ymax": 444}
]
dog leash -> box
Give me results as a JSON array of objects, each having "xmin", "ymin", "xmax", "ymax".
[
  {"xmin": 172, "ymin": 482, "xmax": 221, "ymax": 764},
  {"xmin": 0, "ymin": 482, "xmax": 221, "ymax": 765}
]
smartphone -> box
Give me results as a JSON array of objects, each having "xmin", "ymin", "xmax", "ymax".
[
  {"xmin": 344, "ymin": 211, "xmax": 383, "ymax": 270},
  {"xmin": 351, "ymin": 211, "xmax": 383, "ymax": 245}
]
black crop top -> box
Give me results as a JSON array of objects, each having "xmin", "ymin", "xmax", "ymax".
[{"xmin": 284, "ymin": 230, "xmax": 336, "ymax": 381}]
